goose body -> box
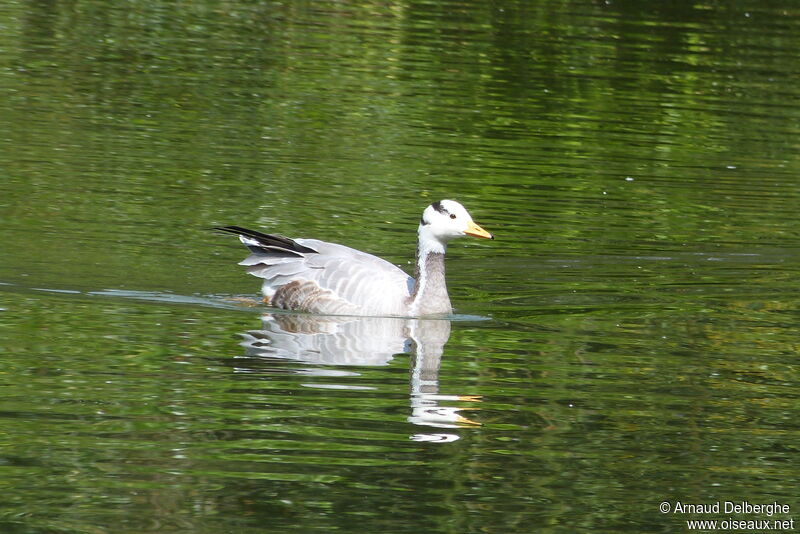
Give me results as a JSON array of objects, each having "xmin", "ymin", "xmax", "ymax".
[{"xmin": 216, "ymin": 200, "xmax": 493, "ymax": 317}]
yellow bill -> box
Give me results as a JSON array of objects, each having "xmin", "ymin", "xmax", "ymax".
[{"xmin": 465, "ymin": 220, "xmax": 494, "ymax": 239}]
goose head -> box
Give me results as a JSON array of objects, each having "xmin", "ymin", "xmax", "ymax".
[{"xmin": 418, "ymin": 200, "xmax": 493, "ymax": 252}]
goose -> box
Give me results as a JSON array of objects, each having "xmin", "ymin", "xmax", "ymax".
[{"xmin": 215, "ymin": 200, "xmax": 493, "ymax": 317}]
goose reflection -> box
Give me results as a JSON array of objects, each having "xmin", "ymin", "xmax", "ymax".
[{"xmin": 237, "ymin": 313, "xmax": 480, "ymax": 438}]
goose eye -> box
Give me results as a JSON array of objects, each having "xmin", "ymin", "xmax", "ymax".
[{"xmin": 450, "ymin": 214, "xmax": 457, "ymax": 219}]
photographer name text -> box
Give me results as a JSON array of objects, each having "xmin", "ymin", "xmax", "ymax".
[{"xmin": 668, "ymin": 501, "xmax": 790, "ymax": 516}]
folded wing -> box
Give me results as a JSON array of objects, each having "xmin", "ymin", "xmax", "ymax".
[{"xmin": 215, "ymin": 226, "xmax": 413, "ymax": 316}]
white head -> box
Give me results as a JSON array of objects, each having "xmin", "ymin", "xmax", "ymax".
[{"xmin": 417, "ymin": 199, "xmax": 493, "ymax": 253}]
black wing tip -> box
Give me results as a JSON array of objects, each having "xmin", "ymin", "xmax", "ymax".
[
  {"xmin": 212, "ymin": 225, "xmax": 317, "ymax": 254},
  {"xmin": 212, "ymin": 225, "xmax": 274, "ymax": 241},
  {"xmin": 213, "ymin": 225, "xmax": 252, "ymax": 235}
]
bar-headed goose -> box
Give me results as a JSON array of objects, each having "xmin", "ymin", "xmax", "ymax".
[{"xmin": 216, "ymin": 200, "xmax": 493, "ymax": 317}]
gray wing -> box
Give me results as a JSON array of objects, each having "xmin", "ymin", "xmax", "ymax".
[
  {"xmin": 296, "ymin": 239, "xmax": 414, "ymax": 315},
  {"xmin": 218, "ymin": 227, "xmax": 413, "ymax": 316}
]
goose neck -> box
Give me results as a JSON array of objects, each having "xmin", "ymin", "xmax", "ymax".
[{"xmin": 409, "ymin": 238, "xmax": 451, "ymax": 315}]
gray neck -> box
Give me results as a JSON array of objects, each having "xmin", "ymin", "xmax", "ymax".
[{"xmin": 409, "ymin": 249, "xmax": 452, "ymax": 316}]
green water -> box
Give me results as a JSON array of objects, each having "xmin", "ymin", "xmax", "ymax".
[{"xmin": 2, "ymin": 1, "xmax": 799, "ymax": 533}]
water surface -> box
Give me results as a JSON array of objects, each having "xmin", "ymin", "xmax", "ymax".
[{"xmin": 2, "ymin": 1, "xmax": 799, "ymax": 532}]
